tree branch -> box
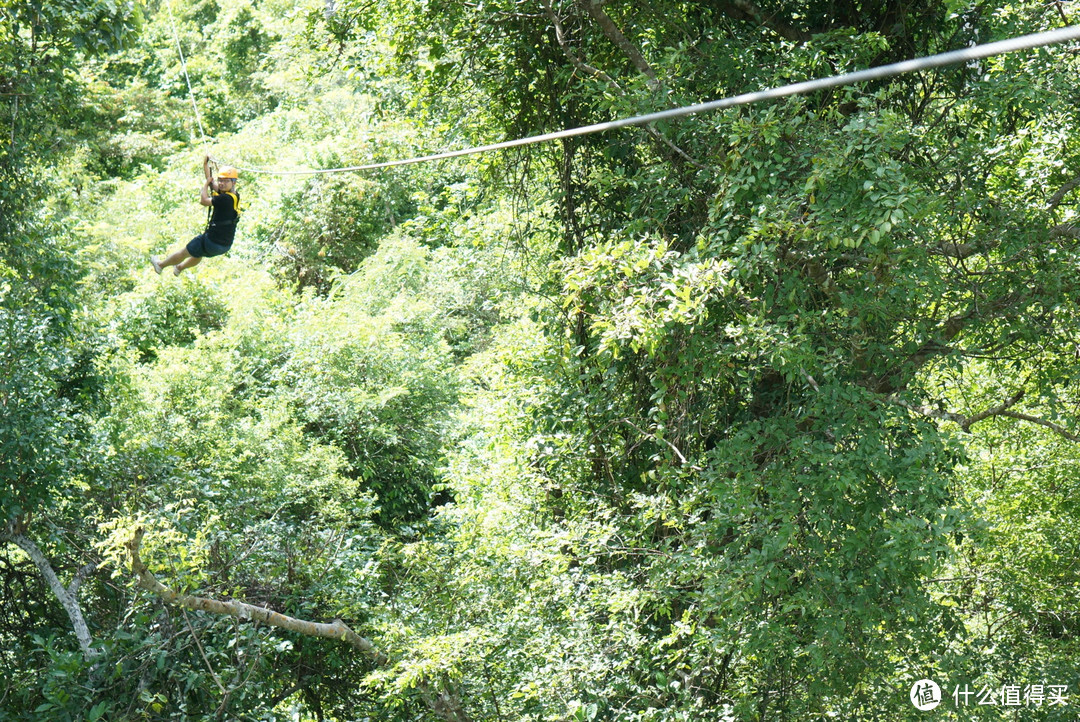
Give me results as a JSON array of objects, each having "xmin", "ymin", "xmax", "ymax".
[
  {"xmin": 621, "ymin": 419, "xmax": 703, "ymax": 471},
  {"xmin": 543, "ymin": 0, "xmax": 618, "ymax": 85},
  {"xmin": 996, "ymin": 410, "xmax": 1080, "ymax": 442},
  {"xmin": 69, "ymin": 561, "xmax": 98, "ymax": 597},
  {"xmin": 1047, "ymin": 175, "xmax": 1080, "ymax": 212},
  {"xmin": 896, "ymin": 390, "xmax": 1080, "ymax": 443},
  {"xmin": 3, "ymin": 526, "xmax": 98, "ymax": 660},
  {"xmin": 871, "ymin": 289, "xmax": 1029, "ymax": 394},
  {"xmin": 577, "ymin": 0, "xmax": 659, "ymax": 89},
  {"xmin": 268, "ymin": 682, "xmax": 304, "ymax": 710},
  {"xmin": 934, "ymin": 240, "xmax": 982, "ymax": 260},
  {"xmin": 716, "ymin": 0, "xmax": 810, "ymax": 43},
  {"xmin": 182, "ymin": 608, "xmax": 227, "ymax": 696},
  {"xmin": 1050, "ymin": 223, "xmax": 1080, "ymax": 239},
  {"xmin": 871, "ymin": 312, "xmax": 969, "ymax": 394},
  {"xmin": 546, "ymin": 0, "xmax": 705, "ymax": 168},
  {"xmin": 127, "ymin": 528, "xmax": 387, "ymax": 664},
  {"xmin": 959, "ymin": 389, "xmax": 1025, "ymax": 431},
  {"xmin": 127, "ymin": 528, "xmax": 474, "ymax": 722},
  {"xmin": 891, "ymin": 398, "xmax": 968, "ymax": 425},
  {"xmin": 1055, "ymin": 0, "xmax": 1071, "ymax": 26}
]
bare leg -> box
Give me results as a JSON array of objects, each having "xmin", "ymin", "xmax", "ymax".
[
  {"xmin": 174, "ymin": 256, "xmax": 202, "ymax": 275},
  {"xmin": 158, "ymin": 248, "xmax": 191, "ymax": 268}
]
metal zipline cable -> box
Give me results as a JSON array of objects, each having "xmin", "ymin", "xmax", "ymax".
[{"xmin": 210, "ymin": 23, "xmax": 1080, "ymax": 176}]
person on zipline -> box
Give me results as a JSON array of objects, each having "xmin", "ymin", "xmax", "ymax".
[{"xmin": 151, "ymin": 156, "xmax": 241, "ymax": 275}]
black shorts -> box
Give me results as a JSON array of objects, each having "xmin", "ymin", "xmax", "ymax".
[{"xmin": 187, "ymin": 233, "xmax": 232, "ymax": 258}]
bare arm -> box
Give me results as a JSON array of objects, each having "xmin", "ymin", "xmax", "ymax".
[
  {"xmin": 200, "ymin": 179, "xmax": 214, "ymax": 206},
  {"xmin": 199, "ymin": 155, "xmax": 214, "ymax": 206}
]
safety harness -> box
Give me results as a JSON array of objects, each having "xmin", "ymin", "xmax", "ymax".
[{"xmin": 205, "ymin": 191, "xmax": 241, "ymax": 233}]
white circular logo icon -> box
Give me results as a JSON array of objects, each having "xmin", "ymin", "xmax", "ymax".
[{"xmin": 910, "ymin": 679, "xmax": 942, "ymax": 711}]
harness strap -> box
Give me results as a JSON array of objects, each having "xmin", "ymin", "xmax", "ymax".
[{"xmin": 205, "ymin": 191, "xmax": 242, "ymax": 230}]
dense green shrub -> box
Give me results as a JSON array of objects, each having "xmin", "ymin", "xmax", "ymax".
[{"xmin": 108, "ymin": 277, "xmax": 230, "ymax": 361}]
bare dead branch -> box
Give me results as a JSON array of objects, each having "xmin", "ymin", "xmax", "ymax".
[
  {"xmin": 128, "ymin": 528, "xmax": 386, "ymax": 663},
  {"xmin": 127, "ymin": 529, "xmax": 474, "ymax": 722},
  {"xmin": 3, "ymin": 528, "xmax": 98, "ymax": 659}
]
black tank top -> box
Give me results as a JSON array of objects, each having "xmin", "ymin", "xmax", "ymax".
[{"xmin": 206, "ymin": 191, "xmax": 241, "ymax": 245}]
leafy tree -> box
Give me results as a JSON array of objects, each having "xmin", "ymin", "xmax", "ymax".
[
  {"xmin": 307, "ymin": 0, "xmax": 1080, "ymax": 717},
  {"xmin": 1, "ymin": 0, "xmax": 138, "ymax": 545}
]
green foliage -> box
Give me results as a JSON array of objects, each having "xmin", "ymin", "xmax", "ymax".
[
  {"xmin": 0, "ymin": 301, "xmax": 74, "ymax": 520},
  {"xmin": 108, "ymin": 275, "xmax": 230, "ymax": 360},
  {"xmin": 282, "ymin": 236, "xmax": 461, "ymax": 524},
  {"xmin": 0, "ymin": 0, "xmax": 140, "ymax": 187},
  {"xmin": 0, "ymin": 223, "xmax": 93, "ymax": 521},
  {"xmin": 343, "ymin": 0, "xmax": 1080, "ymax": 717},
  {"xmin": 8, "ymin": 0, "xmax": 1080, "ymax": 720},
  {"xmin": 272, "ymin": 171, "xmax": 411, "ymax": 292}
]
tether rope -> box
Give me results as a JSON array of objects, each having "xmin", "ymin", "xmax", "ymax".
[
  {"xmin": 202, "ymin": 24, "xmax": 1080, "ymax": 176},
  {"xmin": 166, "ymin": 0, "xmax": 206, "ymax": 140}
]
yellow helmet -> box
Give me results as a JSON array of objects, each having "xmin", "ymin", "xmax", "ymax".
[{"xmin": 217, "ymin": 166, "xmax": 239, "ymax": 179}]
